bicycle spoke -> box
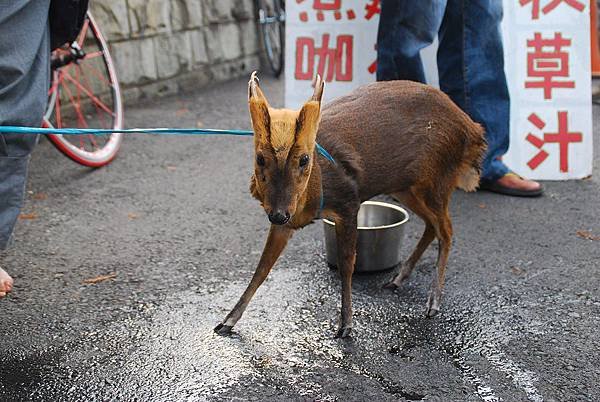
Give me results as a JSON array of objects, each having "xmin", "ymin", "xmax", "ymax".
[
  {"xmin": 60, "ymin": 76, "xmax": 89, "ymax": 128},
  {"xmin": 63, "ymin": 71, "xmax": 115, "ymax": 116},
  {"xmin": 76, "ymin": 66, "xmax": 83, "ymax": 122},
  {"xmin": 55, "ymin": 88, "xmax": 63, "ymax": 127},
  {"xmin": 82, "ymin": 61, "xmax": 113, "ymax": 87},
  {"xmin": 87, "ymin": 133, "xmax": 99, "ymax": 149},
  {"xmin": 60, "ymin": 82, "xmax": 101, "ymax": 150},
  {"xmin": 48, "ymin": 75, "xmax": 59, "ymax": 97},
  {"xmin": 80, "ymin": 65, "xmax": 113, "ymax": 133},
  {"xmin": 83, "ymin": 50, "xmax": 103, "ymax": 60}
]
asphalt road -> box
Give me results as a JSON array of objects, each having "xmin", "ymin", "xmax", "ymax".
[{"xmin": 1, "ymin": 76, "xmax": 599, "ymax": 401}]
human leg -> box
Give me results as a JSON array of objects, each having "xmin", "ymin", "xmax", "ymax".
[
  {"xmin": 0, "ymin": 0, "xmax": 51, "ymax": 297},
  {"xmin": 376, "ymin": 0, "xmax": 448, "ymax": 82},
  {"xmin": 437, "ymin": 0, "xmax": 541, "ymax": 195}
]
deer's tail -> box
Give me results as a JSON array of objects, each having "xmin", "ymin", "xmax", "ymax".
[{"xmin": 456, "ymin": 123, "xmax": 487, "ymax": 192}]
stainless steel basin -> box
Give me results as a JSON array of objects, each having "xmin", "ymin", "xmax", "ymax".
[{"xmin": 323, "ymin": 201, "xmax": 409, "ymax": 273}]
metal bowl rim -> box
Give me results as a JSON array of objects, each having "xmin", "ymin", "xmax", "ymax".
[{"xmin": 322, "ymin": 201, "xmax": 410, "ymax": 230}]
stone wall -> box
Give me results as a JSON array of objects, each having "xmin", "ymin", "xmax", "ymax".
[{"xmin": 90, "ymin": 0, "xmax": 261, "ymax": 104}]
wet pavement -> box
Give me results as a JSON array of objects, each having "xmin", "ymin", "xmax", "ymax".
[{"xmin": 1, "ymin": 76, "xmax": 599, "ymax": 401}]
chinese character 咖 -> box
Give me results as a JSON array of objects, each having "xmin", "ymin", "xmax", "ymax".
[{"xmin": 295, "ymin": 34, "xmax": 353, "ymax": 82}]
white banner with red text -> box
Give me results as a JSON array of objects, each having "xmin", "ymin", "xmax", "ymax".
[{"xmin": 284, "ymin": 0, "xmax": 592, "ymax": 180}]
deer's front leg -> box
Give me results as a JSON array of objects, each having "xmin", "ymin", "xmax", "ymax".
[
  {"xmin": 214, "ymin": 224, "xmax": 293, "ymax": 335},
  {"xmin": 334, "ymin": 215, "xmax": 358, "ymax": 338}
]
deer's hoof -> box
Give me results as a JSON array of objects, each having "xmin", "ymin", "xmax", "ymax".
[
  {"xmin": 383, "ymin": 281, "xmax": 399, "ymax": 290},
  {"xmin": 425, "ymin": 289, "xmax": 441, "ymax": 317},
  {"xmin": 425, "ymin": 297, "xmax": 440, "ymax": 318},
  {"xmin": 335, "ymin": 326, "xmax": 353, "ymax": 339},
  {"xmin": 425, "ymin": 306, "xmax": 439, "ymax": 318},
  {"xmin": 214, "ymin": 323, "xmax": 233, "ymax": 335}
]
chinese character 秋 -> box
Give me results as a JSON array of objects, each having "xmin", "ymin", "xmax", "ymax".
[
  {"xmin": 525, "ymin": 111, "xmax": 582, "ymax": 172},
  {"xmin": 519, "ymin": 0, "xmax": 585, "ymax": 20},
  {"xmin": 295, "ymin": 34, "xmax": 353, "ymax": 82},
  {"xmin": 525, "ymin": 32, "xmax": 575, "ymax": 100}
]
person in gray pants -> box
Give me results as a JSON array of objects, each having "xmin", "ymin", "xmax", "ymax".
[{"xmin": 0, "ymin": 1, "xmax": 50, "ymax": 298}]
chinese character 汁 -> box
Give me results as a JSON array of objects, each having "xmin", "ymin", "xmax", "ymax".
[{"xmin": 525, "ymin": 111, "xmax": 582, "ymax": 172}]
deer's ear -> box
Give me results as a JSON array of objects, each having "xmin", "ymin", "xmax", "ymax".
[
  {"xmin": 310, "ymin": 74, "xmax": 324, "ymax": 104},
  {"xmin": 296, "ymin": 74, "xmax": 324, "ymax": 147},
  {"xmin": 248, "ymin": 71, "xmax": 269, "ymax": 104},
  {"xmin": 248, "ymin": 71, "xmax": 270, "ymax": 144}
]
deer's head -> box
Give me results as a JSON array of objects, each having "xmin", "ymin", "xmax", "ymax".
[{"xmin": 248, "ymin": 72, "xmax": 324, "ymax": 225}]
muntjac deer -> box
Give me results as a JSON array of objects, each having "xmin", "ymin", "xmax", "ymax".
[{"xmin": 215, "ymin": 72, "xmax": 487, "ymax": 338}]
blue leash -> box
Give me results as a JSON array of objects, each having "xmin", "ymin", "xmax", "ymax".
[
  {"xmin": 0, "ymin": 125, "xmax": 336, "ymax": 216},
  {"xmin": 0, "ymin": 126, "xmax": 336, "ymax": 165}
]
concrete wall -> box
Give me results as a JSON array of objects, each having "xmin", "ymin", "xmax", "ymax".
[{"xmin": 90, "ymin": 0, "xmax": 261, "ymax": 104}]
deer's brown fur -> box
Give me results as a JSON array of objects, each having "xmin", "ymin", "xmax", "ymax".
[{"xmin": 215, "ymin": 73, "xmax": 487, "ymax": 338}]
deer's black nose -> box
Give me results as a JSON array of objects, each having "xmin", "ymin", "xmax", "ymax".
[{"xmin": 268, "ymin": 210, "xmax": 290, "ymax": 225}]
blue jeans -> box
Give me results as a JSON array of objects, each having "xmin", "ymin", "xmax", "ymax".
[
  {"xmin": 0, "ymin": 1, "xmax": 50, "ymax": 249},
  {"xmin": 377, "ymin": 0, "xmax": 510, "ymax": 182}
]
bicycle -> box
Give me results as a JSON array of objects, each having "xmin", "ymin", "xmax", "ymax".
[
  {"xmin": 43, "ymin": 11, "xmax": 123, "ymax": 168},
  {"xmin": 256, "ymin": 0, "xmax": 286, "ymax": 77}
]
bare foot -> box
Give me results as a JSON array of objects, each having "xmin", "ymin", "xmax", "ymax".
[
  {"xmin": 0, "ymin": 267, "xmax": 13, "ymax": 298},
  {"xmin": 496, "ymin": 173, "xmax": 542, "ymax": 192}
]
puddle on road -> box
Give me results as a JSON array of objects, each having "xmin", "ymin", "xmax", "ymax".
[
  {"xmin": 0, "ymin": 349, "xmax": 65, "ymax": 398},
  {"xmin": 415, "ymin": 297, "xmax": 545, "ymax": 402},
  {"xmin": 2, "ymin": 252, "xmax": 553, "ymax": 401},
  {"xmin": 95, "ymin": 269, "xmax": 544, "ymax": 400},
  {"xmin": 102, "ymin": 267, "xmax": 349, "ymax": 400}
]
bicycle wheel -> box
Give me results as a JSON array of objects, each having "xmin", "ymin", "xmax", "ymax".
[
  {"xmin": 44, "ymin": 12, "xmax": 123, "ymax": 168},
  {"xmin": 258, "ymin": 0, "xmax": 285, "ymax": 77}
]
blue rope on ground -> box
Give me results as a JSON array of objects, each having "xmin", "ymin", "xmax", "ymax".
[
  {"xmin": 0, "ymin": 126, "xmax": 255, "ymax": 136},
  {"xmin": 0, "ymin": 126, "xmax": 337, "ymax": 165}
]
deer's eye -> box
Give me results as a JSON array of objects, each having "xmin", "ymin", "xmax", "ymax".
[
  {"xmin": 299, "ymin": 154, "xmax": 310, "ymax": 168},
  {"xmin": 256, "ymin": 154, "xmax": 265, "ymax": 167}
]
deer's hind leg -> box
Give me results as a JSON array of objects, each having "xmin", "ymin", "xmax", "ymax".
[
  {"xmin": 426, "ymin": 205, "xmax": 452, "ymax": 317},
  {"xmin": 385, "ymin": 191, "xmax": 437, "ymax": 289},
  {"xmin": 388, "ymin": 189, "xmax": 454, "ymax": 317}
]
